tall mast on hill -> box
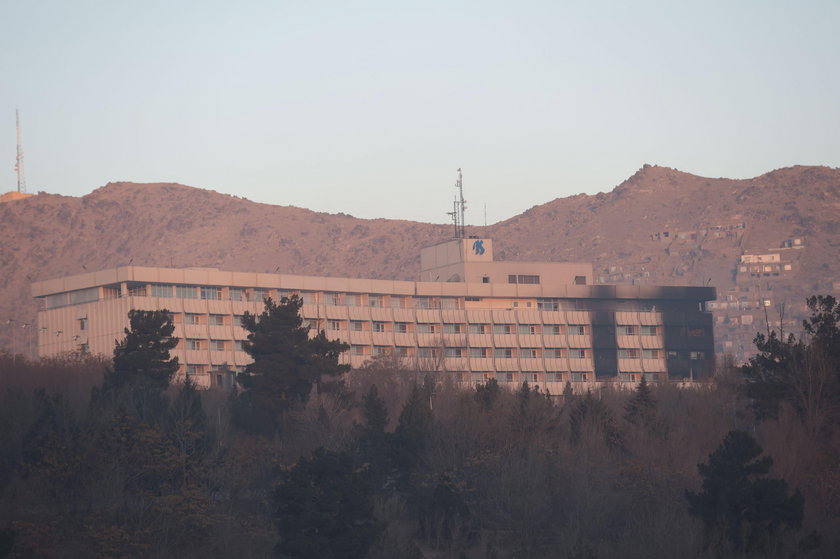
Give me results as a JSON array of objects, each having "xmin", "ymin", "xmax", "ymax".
[{"xmin": 15, "ymin": 109, "xmax": 26, "ymax": 193}]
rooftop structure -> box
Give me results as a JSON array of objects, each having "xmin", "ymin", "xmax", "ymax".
[{"xmin": 32, "ymin": 238, "xmax": 715, "ymax": 390}]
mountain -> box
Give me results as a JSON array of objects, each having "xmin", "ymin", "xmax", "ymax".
[{"xmin": 2, "ymin": 165, "xmax": 838, "ymax": 363}]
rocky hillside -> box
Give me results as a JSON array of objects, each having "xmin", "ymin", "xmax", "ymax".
[{"xmin": 2, "ymin": 165, "xmax": 838, "ymax": 362}]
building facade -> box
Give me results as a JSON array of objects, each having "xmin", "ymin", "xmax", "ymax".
[{"xmin": 32, "ymin": 238, "xmax": 715, "ymax": 390}]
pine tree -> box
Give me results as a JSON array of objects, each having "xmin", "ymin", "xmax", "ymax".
[
  {"xmin": 232, "ymin": 295, "xmax": 349, "ymax": 437},
  {"xmin": 274, "ymin": 448, "xmax": 380, "ymax": 559},
  {"xmin": 624, "ymin": 376, "xmax": 657, "ymax": 427},
  {"xmin": 98, "ymin": 309, "xmax": 179, "ymax": 423},
  {"xmin": 686, "ymin": 430, "xmax": 804, "ymax": 554},
  {"xmin": 362, "ymin": 384, "xmax": 389, "ymax": 434}
]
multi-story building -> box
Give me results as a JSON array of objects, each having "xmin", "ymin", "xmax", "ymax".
[{"xmin": 31, "ymin": 238, "xmax": 715, "ymax": 390}]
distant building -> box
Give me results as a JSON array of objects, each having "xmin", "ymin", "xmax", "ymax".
[{"xmin": 32, "ymin": 238, "xmax": 715, "ymax": 390}]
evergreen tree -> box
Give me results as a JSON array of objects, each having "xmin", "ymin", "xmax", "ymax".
[
  {"xmin": 362, "ymin": 384, "xmax": 389, "ymax": 434},
  {"xmin": 569, "ymin": 391, "xmax": 625, "ymax": 452},
  {"xmin": 686, "ymin": 430, "xmax": 804, "ymax": 554},
  {"xmin": 274, "ymin": 448, "xmax": 380, "ymax": 559},
  {"xmin": 166, "ymin": 377, "xmax": 209, "ymax": 486},
  {"xmin": 742, "ymin": 295, "xmax": 840, "ymax": 427},
  {"xmin": 624, "ymin": 376, "xmax": 657, "ymax": 427},
  {"xmin": 98, "ymin": 309, "xmax": 179, "ymax": 423},
  {"xmin": 233, "ymin": 295, "xmax": 349, "ymax": 437},
  {"xmin": 474, "ymin": 378, "xmax": 501, "ymax": 411},
  {"xmin": 393, "ymin": 383, "xmax": 434, "ymax": 477}
]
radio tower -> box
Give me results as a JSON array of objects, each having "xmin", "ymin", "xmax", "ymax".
[
  {"xmin": 15, "ymin": 109, "xmax": 27, "ymax": 193},
  {"xmin": 455, "ymin": 168, "xmax": 466, "ymax": 238}
]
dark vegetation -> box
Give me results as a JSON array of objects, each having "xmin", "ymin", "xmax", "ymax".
[{"xmin": 1, "ymin": 296, "xmax": 840, "ymax": 558}]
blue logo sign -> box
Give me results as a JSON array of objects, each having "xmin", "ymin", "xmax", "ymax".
[{"xmin": 472, "ymin": 239, "xmax": 485, "ymax": 256}]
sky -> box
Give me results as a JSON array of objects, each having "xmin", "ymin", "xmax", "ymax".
[{"xmin": 1, "ymin": 0, "xmax": 838, "ymax": 224}]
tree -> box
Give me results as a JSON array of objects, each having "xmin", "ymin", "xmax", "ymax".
[
  {"xmin": 274, "ymin": 448, "xmax": 380, "ymax": 559},
  {"xmin": 742, "ymin": 295, "xmax": 840, "ymax": 430},
  {"xmin": 232, "ymin": 296, "xmax": 349, "ymax": 437},
  {"xmin": 98, "ymin": 309, "xmax": 179, "ymax": 423},
  {"xmin": 624, "ymin": 376, "xmax": 656, "ymax": 427},
  {"xmin": 686, "ymin": 430, "xmax": 804, "ymax": 554}
]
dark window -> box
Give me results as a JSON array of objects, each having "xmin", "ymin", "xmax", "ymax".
[{"xmin": 574, "ymin": 276, "xmax": 586, "ymax": 285}]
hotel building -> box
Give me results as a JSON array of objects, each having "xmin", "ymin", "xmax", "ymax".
[{"xmin": 31, "ymin": 238, "xmax": 715, "ymax": 390}]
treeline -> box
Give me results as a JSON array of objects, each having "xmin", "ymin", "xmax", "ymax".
[{"xmin": 0, "ymin": 296, "xmax": 839, "ymax": 558}]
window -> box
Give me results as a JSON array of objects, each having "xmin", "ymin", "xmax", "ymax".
[
  {"xmin": 570, "ymin": 348, "xmax": 586, "ymax": 359},
  {"xmin": 468, "ymin": 324, "xmax": 487, "ymax": 334},
  {"xmin": 328, "ymin": 320, "xmax": 342, "ymax": 331},
  {"xmin": 642, "ymin": 349, "xmax": 660, "ymax": 359},
  {"xmin": 545, "ymin": 324, "xmax": 562, "ymax": 335},
  {"xmin": 79, "ymin": 343, "xmax": 89, "ymax": 354},
  {"xmin": 508, "ymin": 274, "xmax": 540, "ymax": 284},
  {"xmin": 327, "ymin": 293, "xmax": 342, "ymax": 306},
  {"xmin": 209, "ymin": 314, "xmax": 226, "ymax": 326},
  {"xmin": 233, "ymin": 314, "xmax": 245, "ymax": 327},
  {"xmin": 619, "ymin": 325, "xmax": 636, "ymax": 336},
  {"xmin": 390, "ymin": 296, "xmax": 404, "ymax": 308},
  {"xmin": 444, "ymin": 348, "xmax": 463, "ymax": 358},
  {"xmin": 569, "ymin": 325, "xmax": 586, "ymax": 336},
  {"xmin": 493, "ymin": 324, "xmax": 513, "ymax": 335},
  {"xmin": 200, "ymin": 286, "xmax": 222, "ymax": 300},
  {"xmin": 418, "ymin": 347, "xmax": 439, "ymax": 358},
  {"xmin": 494, "ymin": 348, "xmax": 513, "ymax": 358},
  {"xmin": 470, "ymin": 347, "xmax": 488, "ymax": 358},
  {"xmin": 373, "ymin": 322, "xmax": 386, "ymax": 333},
  {"xmin": 210, "ymin": 340, "xmax": 227, "ymax": 352},
  {"xmin": 78, "ymin": 317, "xmax": 88, "ymax": 331},
  {"xmin": 482, "ymin": 276, "xmax": 489, "ymax": 284},
  {"xmin": 524, "ymin": 372, "xmax": 540, "ymax": 382},
  {"xmin": 229, "ymin": 288, "xmax": 243, "ymax": 301},
  {"xmin": 574, "ymin": 276, "xmax": 586, "ymax": 285},
  {"xmin": 571, "ymin": 372, "xmax": 588, "ymax": 382},
  {"xmin": 640, "ymin": 326, "xmax": 657, "ymax": 336},
  {"xmin": 443, "ymin": 324, "xmax": 462, "ymax": 334},
  {"xmin": 497, "ymin": 371, "xmax": 515, "ymax": 382},
  {"xmin": 395, "ymin": 322, "xmax": 408, "ymax": 333},
  {"xmin": 547, "ymin": 371, "xmax": 564, "ymax": 382},
  {"xmin": 667, "ymin": 350, "xmax": 679, "ymax": 360},
  {"xmin": 151, "ymin": 284, "xmax": 173, "ymax": 298},
  {"xmin": 690, "ymin": 351, "xmax": 705, "ymax": 360},
  {"xmin": 186, "ymin": 364, "xmax": 206, "ymax": 377},
  {"xmin": 439, "ymin": 298, "xmax": 459, "ymax": 309},
  {"xmin": 372, "ymin": 346, "xmax": 390, "ymax": 356},
  {"xmin": 417, "ymin": 323, "xmax": 438, "ymax": 334},
  {"xmin": 176, "ymin": 285, "xmax": 198, "ymax": 299},
  {"xmin": 519, "ymin": 348, "xmax": 539, "ymax": 358},
  {"xmin": 252, "ymin": 289, "xmax": 268, "ymax": 302},
  {"xmin": 547, "ymin": 348, "xmax": 564, "ymax": 358},
  {"xmin": 519, "ymin": 324, "xmax": 538, "ymax": 335},
  {"xmin": 395, "ymin": 347, "xmax": 409, "ymax": 357},
  {"xmin": 351, "ymin": 321, "xmax": 365, "ymax": 332},
  {"xmin": 185, "ymin": 313, "xmax": 202, "ymax": 325},
  {"xmin": 351, "ymin": 345, "xmax": 366, "ymax": 356},
  {"xmin": 618, "ymin": 348, "xmax": 639, "ymax": 359},
  {"xmin": 688, "ymin": 328, "xmax": 706, "ymax": 337},
  {"xmin": 414, "ymin": 298, "xmax": 430, "ymax": 309},
  {"xmin": 538, "ymin": 300, "xmax": 559, "ymax": 311},
  {"xmin": 369, "ymin": 295, "xmax": 382, "ymax": 308},
  {"xmin": 187, "ymin": 339, "xmax": 203, "ymax": 350}
]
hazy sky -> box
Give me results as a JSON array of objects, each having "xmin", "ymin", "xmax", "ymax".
[{"xmin": 1, "ymin": 1, "xmax": 838, "ymax": 224}]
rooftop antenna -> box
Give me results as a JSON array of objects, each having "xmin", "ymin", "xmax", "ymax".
[
  {"xmin": 446, "ymin": 197, "xmax": 458, "ymax": 238},
  {"xmin": 15, "ymin": 109, "xmax": 27, "ymax": 193},
  {"xmin": 455, "ymin": 168, "xmax": 466, "ymax": 238}
]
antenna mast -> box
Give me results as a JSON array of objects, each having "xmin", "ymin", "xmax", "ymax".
[
  {"xmin": 15, "ymin": 109, "xmax": 26, "ymax": 193},
  {"xmin": 455, "ymin": 168, "xmax": 466, "ymax": 238}
]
